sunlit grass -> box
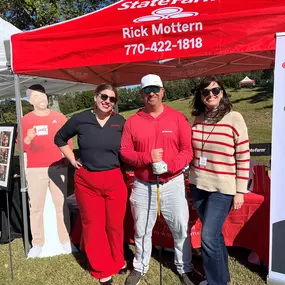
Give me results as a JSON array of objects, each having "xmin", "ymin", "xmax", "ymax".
[{"xmin": 0, "ymin": 239, "xmax": 267, "ymax": 285}]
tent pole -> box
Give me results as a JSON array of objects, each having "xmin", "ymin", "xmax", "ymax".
[{"xmin": 14, "ymin": 74, "xmax": 30, "ymax": 257}]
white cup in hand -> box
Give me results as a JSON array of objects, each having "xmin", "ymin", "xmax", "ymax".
[{"xmin": 152, "ymin": 161, "xmax": 168, "ymax": 175}]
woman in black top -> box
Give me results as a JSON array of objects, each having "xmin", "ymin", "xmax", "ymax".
[{"xmin": 54, "ymin": 84, "xmax": 127, "ymax": 285}]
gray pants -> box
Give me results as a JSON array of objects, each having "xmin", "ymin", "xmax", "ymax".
[{"xmin": 130, "ymin": 174, "xmax": 192, "ymax": 275}]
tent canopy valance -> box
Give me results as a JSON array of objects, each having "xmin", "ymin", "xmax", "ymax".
[{"xmin": 10, "ymin": 0, "xmax": 285, "ymax": 86}]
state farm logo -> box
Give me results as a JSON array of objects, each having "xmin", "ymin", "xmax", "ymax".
[
  {"xmin": 133, "ymin": 7, "xmax": 199, "ymax": 23},
  {"xmin": 282, "ymin": 62, "xmax": 285, "ymax": 69}
]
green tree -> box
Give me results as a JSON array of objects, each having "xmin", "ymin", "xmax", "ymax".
[
  {"xmin": 219, "ymin": 70, "xmax": 269, "ymax": 88},
  {"xmin": 118, "ymin": 87, "xmax": 141, "ymax": 112},
  {"xmin": 58, "ymin": 94, "xmax": 77, "ymax": 115},
  {"xmin": 261, "ymin": 69, "xmax": 274, "ymax": 94},
  {"xmin": 0, "ymin": 99, "xmax": 33, "ymax": 123},
  {"xmin": 74, "ymin": 90, "xmax": 94, "ymax": 110},
  {"xmin": 219, "ymin": 73, "xmax": 243, "ymax": 88},
  {"xmin": 22, "ymin": 100, "xmax": 34, "ymax": 115},
  {"xmin": 57, "ymin": 0, "xmax": 116, "ymax": 22},
  {"xmin": 0, "ymin": 0, "xmax": 117, "ymax": 30},
  {"xmin": 0, "ymin": 0, "xmax": 58, "ymax": 30},
  {"xmin": 164, "ymin": 78, "xmax": 198, "ymax": 100}
]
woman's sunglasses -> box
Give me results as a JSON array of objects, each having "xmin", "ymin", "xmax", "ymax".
[
  {"xmin": 99, "ymin": 93, "xmax": 117, "ymax": 104},
  {"xmin": 201, "ymin": 87, "xmax": 221, "ymax": 97},
  {"xmin": 143, "ymin": 86, "xmax": 161, "ymax": 95}
]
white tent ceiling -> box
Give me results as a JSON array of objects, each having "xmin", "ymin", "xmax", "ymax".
[
  {"xmin": 0, "ymin": 18, "xmax": 96, "ymax": 99},
  {"xmin": 0, "ymin": 18, "xmax": 20, "ymax": 72}
]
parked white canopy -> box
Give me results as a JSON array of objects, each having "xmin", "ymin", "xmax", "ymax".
[
  {"xmin": 0, "ymin": 17, "xmax": 95, "ymax": 99},
  {"xmin": 240, "ymin": 76, "xmax": 255, "ymax": 84}
]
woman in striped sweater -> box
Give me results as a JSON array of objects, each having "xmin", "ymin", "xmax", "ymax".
[{"xmin": 189, "ymin": 76, "xmax": 250, "ymax": 285}]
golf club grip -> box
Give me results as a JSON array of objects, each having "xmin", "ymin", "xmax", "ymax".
[{"xmin": 156, "ymin": 175, "xmax": 161, "ymax": 216}]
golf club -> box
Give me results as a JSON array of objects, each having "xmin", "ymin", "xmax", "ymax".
[{"xmin": 156, "ymin": 175, "xmax": 163, "ymax": 285}]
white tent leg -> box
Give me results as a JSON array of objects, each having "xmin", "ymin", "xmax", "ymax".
[
  {"xmin": 14, "ymin": 74, "xmax": 30, "ymax": 257},
  {"xmin": 268, "ymin": 33, "xmax": 285, "ymax": 285}
]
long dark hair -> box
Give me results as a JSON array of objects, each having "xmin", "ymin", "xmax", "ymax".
[{"xmin": 191, "ymin": 76, "xmax": 232, "ymax": 122}]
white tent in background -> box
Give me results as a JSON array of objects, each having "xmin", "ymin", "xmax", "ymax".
[
  {"xmin": 0, "ymin": 17, "xmax": 96, "ymax": 99},
  {"xmin": 240, "ymin": 76, "xmax": 256, "ymax": 86},
  {"xmin": 0, "ymin": 18, "xmax": 20, "ymax": 72}
]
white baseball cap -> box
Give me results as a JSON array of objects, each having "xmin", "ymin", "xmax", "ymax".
[{"xmin": 141, "ymin": 74, "xmax": 163, "ymax": 89}]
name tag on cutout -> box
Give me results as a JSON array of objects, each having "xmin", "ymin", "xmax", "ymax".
[{"xmin": 35, "ymin": 125, "xmax": 48, "ymax": 136}]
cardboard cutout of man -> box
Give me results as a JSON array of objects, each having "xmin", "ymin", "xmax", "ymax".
[{"xmin": 22, "ymin": 84, "xmax": 72, "ymax": 258}]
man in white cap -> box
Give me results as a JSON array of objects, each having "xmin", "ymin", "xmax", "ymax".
[{"xmin": 121, "ymin": 74, "xmax": 194, "ymax": 285}]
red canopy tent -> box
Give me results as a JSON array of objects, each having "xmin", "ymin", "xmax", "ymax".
[{"xmin": 10, "ymin": 0, "xmax": 285, "ymax": 86}]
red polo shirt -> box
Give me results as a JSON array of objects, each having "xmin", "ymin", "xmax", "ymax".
[{"xmin": 120, "ymin": 105, "xmax": 193, "ymax": 182}]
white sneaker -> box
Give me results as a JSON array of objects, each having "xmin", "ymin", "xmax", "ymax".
[
  {"xmin": 27, "ymin": 246, "xmax": 42, "ymax": 258},
  {"xmin": 199, "ymin": 281, "xmax": 208, "ymax": 285},
  {"xmin": 62, "ymin": 242, "xmax": 78, "ymax": 254}
]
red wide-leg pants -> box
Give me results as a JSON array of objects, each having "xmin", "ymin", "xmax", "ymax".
[{"xmin": 74, "ymin": 167, "xmax": 127, "ymax": 279}]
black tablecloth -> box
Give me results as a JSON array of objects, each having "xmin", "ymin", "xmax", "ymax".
[{"xmin": 0, "ymin": 157, "xmax": 30, "ymax": 244}]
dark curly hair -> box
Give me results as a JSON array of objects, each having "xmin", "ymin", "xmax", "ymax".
[{"xmin": 191, "ymin": 76, "xmax": 232, "ymax": 122}]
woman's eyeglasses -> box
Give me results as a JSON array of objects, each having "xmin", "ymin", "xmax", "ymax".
[
  {"xmin": 99, "ymin": 94, "xmax": 117, "ymax": 104},
  {"xmin": 201, "ymin": 87, "xmax": 221, "ymax": 97},
  {"xmin": 142, "ymin": 86, "xmax": 161, "ymax": 95}
]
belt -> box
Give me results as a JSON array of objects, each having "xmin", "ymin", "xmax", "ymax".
[
  {"xmin": 82, "ymin": 166, "xmax": 119, "ymax": 172},
  {"xmin": 142, "ymin": 172, "xmax": 183, "ymax": 185},
  {"xmin": 145, "ymin": 180, "xmax": 166, "ymax": 185}
]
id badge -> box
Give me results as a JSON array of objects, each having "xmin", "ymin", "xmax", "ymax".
[
  {"xmin": 35, "ymin": 125, "xmax": 48, "ymax": 136},
  {"xmin": 199, "ymin": 156, "xmax": 207, "ymax": 168}
]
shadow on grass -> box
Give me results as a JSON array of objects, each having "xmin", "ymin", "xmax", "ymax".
[
  {"xmin": 148, "ymin": 246, "xmax": 205, "ymax": 284},
  {"xmin": 149, "ymin": 245, "xmax": 268, "ymax": 283},
  {"xmin": 255, "ymin": 104, "xmax": 273, "ymax": 111},
  {"xmin": 228, "ymin": 247, "xmax": 268, "ymax": 281},
  {"xmin": 71, "ymin": 242, "xmax": 206, "ymax": 283},
  {"xmin": 71, "ymin": 243, "xmax": 135, "ymax": 275},
  {"xmin": 72, "ymin": 250, "xmax": 90, "ymax": 272},
  {"xmin": 72, "ymin": 243, "xmax": 137, "ymax": 274},
  {"xmin": 231, "ymin": 86, "xmax": 273, "ymax": 105}
]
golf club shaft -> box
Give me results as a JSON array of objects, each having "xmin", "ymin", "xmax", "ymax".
[
  {"xmin": 156, "ymin": 175, "xmax": 161, "ymax": 217},
  {"xmin": 156, "ymin": 175, "xmax": 162, "ymax": 285}
]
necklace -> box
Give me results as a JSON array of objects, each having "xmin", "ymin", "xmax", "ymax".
[{"xmin": 205, "ymin": 108, "xmax": 218, "ymax": 117}]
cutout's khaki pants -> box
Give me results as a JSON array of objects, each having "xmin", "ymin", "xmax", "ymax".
[{"xmin": 27, "ymin": 166, "xmax": 70, "ymax": 246}]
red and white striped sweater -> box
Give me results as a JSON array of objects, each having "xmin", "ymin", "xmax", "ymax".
[{"xmin": 189, "ymin": 111, "xmax": 250, "ymax": 195}]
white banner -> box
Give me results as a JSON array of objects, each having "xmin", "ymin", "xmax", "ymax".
[{"xmin": 268, "ymin": 33, "xmax": 285, "ymax": 285}]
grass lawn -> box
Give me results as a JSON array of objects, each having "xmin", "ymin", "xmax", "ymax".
[
  {"xmin": 2, "ymin": 87, "xmax": 272, "ymax": 284},
  {"xmin": 0, "ymin": 240, "xmax": 267, "ymax": 285}
]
